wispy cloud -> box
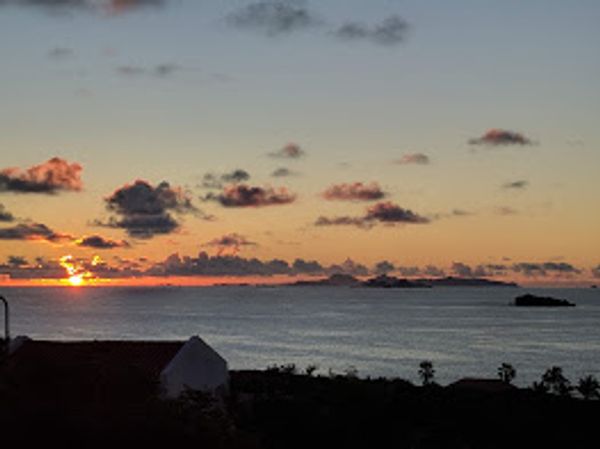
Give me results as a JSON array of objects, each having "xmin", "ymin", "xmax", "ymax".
[
  {"xmin": 201, "ymin": 169, "xmax": 251, "ymax": 189},
  {"xmin": 0, "ymin": 222, "xmax": 72, "ymax": 243},
  {"xmin": 202, "ymin": 233, "xmax": 257, "ymax": 256},
  {"xmin": 395, "ymin": 153, "xmax": 430, "ymax": 165},
  {"xmin": 469, "ymin": 129, "xmax": 533, "ymax": 146},
  {"xmin": 322, "ymin": 182, "xmax": 386, "ymax": 202},
  {"xmin": 334, "ymin": 15, "xmax": 409, "ymax": 46},
  {"xmin": 48, "ymin": 46, "xmax": 74, "ymax": 59},
  {"xmin": 226, "ymin": 0, "xmax": 320, "ymax": 37},
  {"xmin": 268, "ymin": 142, "xmax": 306, "ymax": 159},
  {"xmin": 116, "ymin": 63, "xmax": 181, "ymax": 78},
  {"xmin": 315, "ymin": 201, "xmax": 429, "ymax": 229},
  {"xmin": 0, "ymin": 157, "xmax": 82, "ymax": 194},
  {"xmin": 502, "ymin": 180, "xmax": 529, "ymax": 190},
  {"xmin": 271, "ymin": 167, "xmax": 298, "ymax": 178}
]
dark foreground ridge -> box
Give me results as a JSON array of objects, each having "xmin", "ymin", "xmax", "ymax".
[
  {"xmin": 515, "ymin": 293, "xmax": 576, "ymax": 307},
  {"xmin": 1, "ymin": 347, "xmax": 598, "ymax": 449}
]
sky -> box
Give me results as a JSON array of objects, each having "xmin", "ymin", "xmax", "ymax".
[{"xmin": 0, "ymin": 0, "xmax": 599, "ymax": 286}]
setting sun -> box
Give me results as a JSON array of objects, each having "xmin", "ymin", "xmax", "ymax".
[{"xmin": 68, "ymin": 274, "xmax": 84, "ymax": 287}]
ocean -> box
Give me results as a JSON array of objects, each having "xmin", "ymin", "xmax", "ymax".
[{"xmin": 2, "ymin": 286, "xmax": 599, "ymax": 386}]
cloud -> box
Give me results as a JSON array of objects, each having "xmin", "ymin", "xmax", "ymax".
[
  {"xmin": 0, "ymin": 204, "xmax": 15, "ymax": 222},
  {"xmin": 592, "ymin": 265, "xmax": 600, "ymax": 279},
  {"xmin": 7, "ymin": 255, "xmax": 28, "ymax": 267},
  {"xmin": 201, "ymin": 169, "xmax": 251, "ymax": 189},
  {"xmin": 100, "ymin": 180, "xmax": 198, "ymax": 239},
  {"xmin": 292, "ymin": 258, "xmax": 323, "ymax": 275},
  {"xmin": 365, "ymin": 201, "xmax": 430, "ymax": 224},
  {"xmin": 335, "ymin": 15, "xmax": 409, "ymax": 46},
  {"xmin": 0, "ymin": 0, "xmax": 166, "ymax": 15},
  {"xmin": 322, "ymin": 182, "xmax": 386, "ymax": 202},
  {"xmin": 512, "ymin": 262, "xmax": 581, "ymax": 277},
  {"xmin": 0, "ymin": 222, "xmax": 72, "ymax": 243},
  {"xmin": 315, "ymin": 201, "xmax": 429, "ymax": 229},
  {"xmin": 202, "ymin": 233, "xmax": 257, "ymax": 256},
  {"xmin": 76, "ymin": 235, "xmax": 130, "ymax": 249},
  {"xmin": 116, "ymin": 63, "xmax": 181, "ymax": 78},
  {"xmin": 373, "ymin": 260, "xmax": 395, "ymax": 275},
  {"xmin": 314, "ymin": 215, "xmax": 373, "ymax": 229},
  {"xmin": 396, "ymin": 153, "xmax": 430, "ymax": 165},
  {"xmin": 502, "ymin": 180, "xmax": 529, "ymax": 190},
  {"xmin": 227, "ymin": 0, "xmax": 319, "ymax": 37},
  {"xmin": 0, "ymin": 157, "xmax": 83, "ymax": 194},
  {"xmin": 48, "ymin": 47, "xmax": 74, "ymax": 59},
  {"xmin": 203, "ymin": 184, "xmax": 296, "ymax": 208},
  {"xmin": 469, "ymin": 129, "xmax": 533, "ymax": 146},
  {"xmin": 271, "ymin": 167, "xmax": 298, "ymax": 178},
  {"xmin": 451, "ymin": 262, "xmax": 512, "ymax": 278},
  {"xmin": 423, "ymin": 265, "xmax": 446, "ymax": 277},
  {"xmin": 268, "ymin": 142, "xmax": 305, "ymax": 159},
  {"xmin": 496, "ymin": 206, "xmax": 519, "ymax": 216}
]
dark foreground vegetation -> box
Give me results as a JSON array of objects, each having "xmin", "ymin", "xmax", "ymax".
[{"xmin": 1, "ymin": 361, "xmax": 599, "ymax": 449}]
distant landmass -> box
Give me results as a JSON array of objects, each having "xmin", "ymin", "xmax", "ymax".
[
  {"xmin": 514, "ymin": 293, "xmax": 575, "ymax": 307},
  {"xmin": 288, "ymin": 274, "xmax": 519, "ymax": 288}
]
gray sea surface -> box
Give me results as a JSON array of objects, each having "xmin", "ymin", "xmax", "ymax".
[{"xmin": 2, "ymin": 286, "xmax": 599, "ymax": 386}]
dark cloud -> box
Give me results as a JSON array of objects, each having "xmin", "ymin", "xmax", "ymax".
[
  {"xmin": 76, "ymin": 235, "xmax": 130, "ymax": 249},
  {"xmin": 325, "ymin": 258, "xmax": 369, "ymax": 277},
  {"xmin": 396, "ymin": 153, "xmax": 430, "ymax": 165},
  {"xmin": 268, "ymin": 142, "xmax": 305, "ymax": 159},
  {"xmin": 423, "ymin": 265, "xmax": 445, "ymax": 277},
  {"xmin": 0, "ymin": 0, "xmax": 166, "ymax": 14},
  {"xmin": 322, "ymin": 182, "xmax": 386, "ymax": 202},
  {"xmin": 0, "ymin": 204, "xmax": 15, "ymax": 222},
  {"xmin": 0, "ymin": 222, "xmax": 72, "ymax": 243},
  {"xmin": 100, "ymin": 180, "xmax": 198, "ymax": 239},
  {"xmin": 502, "ymin": 180, "xmax": 529, "ymax": 190},
  {"xmin": 365, "ymin": 201, "xmax": 430, "ymax": 224},
  {"xmin": 397, "ymin": 266, "xmax": 421, "ymax": 277},
  {"xmin": 202, "ymin": 233, "xmax": 257, "ymax": 256},
  {"xmin": 512, "ymin": 262, "xmax": 581, "ymax": 277},
  {"xmin": 203, "ymin": 184, "xmax": 296, "ymax": 208},
  {"xmin": 335, "ymin": 15, "xmax": 409, "ymax": 46},
  {"xmin": 7, "ymin": 255, "xmax": 28, "ymax": 267},
  {"xmin": 316, "ymin": 201, "xmax": 429, "ymax": 229},
  {"xmin": 292, "ymin": 258, "xmax": 323, "ymax": 275},
  {"xmin": 374, "ymin": 260, "xmax": 395, "ymax": 275},
  {"xmin": 0, "ymin": 157, "xmax": 82, "ymax": 194},
  {"xmin": 469, "ymin": 129, "xmax": 533, "ymax": 146},
  {"xmin": 271, "ymin": 167, "xmax": 297, "ymax": 178},
  {"xmin": 227, "ymin": 0, "xmax": 319, "ymax": 37},
  {"xmin": 314, "ymin": 215, "xmax": 373, "ymax": 229},
  {"xmin": 202, "ymin": 169, "xmax": 251, "ymax": 189}
]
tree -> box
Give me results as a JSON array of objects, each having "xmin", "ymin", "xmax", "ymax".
[
  {"xmin": 541, "ymin": 366, "xmax": 571, "ymax": 396},
  {"xmin": 497, "ymin": 363, "xmax": 516, "ymax": 384},
  {"xmin": 418, "ymin": 360, "xmax": 435, "ymax": 386},
  {"xmin": 576, "ymin": 375, "xmax": 600, "ymax": 400}
]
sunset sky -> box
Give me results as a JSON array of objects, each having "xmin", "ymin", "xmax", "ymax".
[{"xmin": 0, "ymin": 0, "xmax": 599, "ymax": 286}]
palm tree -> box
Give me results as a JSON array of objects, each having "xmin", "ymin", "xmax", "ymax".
[
  {"xmin": 497, "ymin": 363, "xmax": 516, "ymax": 384},
  {"xmin": 541, "ymin": 366, "xmax": 571, "ymax": 396},
  {"xmin": 418, "ymin": 360, "xmax": 435, "ymax": 386},
  {"xmin": 576, "ymin": 375, "xmax": 600, "ymax": 400}
]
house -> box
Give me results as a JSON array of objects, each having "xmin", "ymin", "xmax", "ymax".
[{"xmin": 1, "ymin": 335, "xmax": 229, "ymax": 402}]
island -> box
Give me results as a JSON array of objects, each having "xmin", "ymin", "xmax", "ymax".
[
  {"xmin": 514, "ymin": 293, "xmax": 575, "ymax": 307},
  {"xmin": 287, "ymin": 274, "xmax": 519, "ymax": 288}
]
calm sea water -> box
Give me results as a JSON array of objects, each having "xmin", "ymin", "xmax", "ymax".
[{"xmin": 2, "ymin": 286, "xmax": 599, "ymax": 386}]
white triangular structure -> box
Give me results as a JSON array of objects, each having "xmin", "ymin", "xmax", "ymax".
[{"xmin": 160, "ymin": 336, "xmax": 229, "ymax": 399}]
